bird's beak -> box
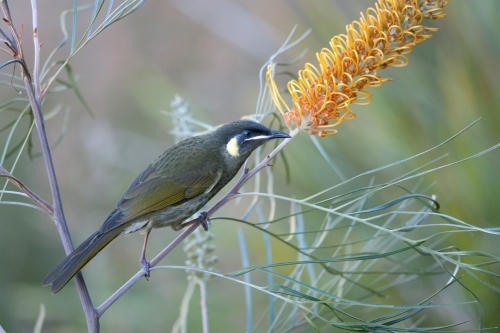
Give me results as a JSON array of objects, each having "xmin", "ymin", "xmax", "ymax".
[{"xmin": 268, "ymin": 129, "xmax": 291, "ymax": 139}]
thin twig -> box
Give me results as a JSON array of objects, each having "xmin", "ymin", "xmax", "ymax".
[
  {"xmin": 0, "ymin": 165, "xmax": 53, "ymax": 215},
  {"xmin": 172, "ymin": 280, "xmax": 197, "ymax": 333},
  {"xmin": 0, "ymin": 1, "xmax": 21, "ymax": 56},
  {"xmin": 0, "ymin": 26, "xmax": 16, "ymax": 53},
  {"xmin": 198, "ymin": 280, "xmax": 209, "ymax": 333}
]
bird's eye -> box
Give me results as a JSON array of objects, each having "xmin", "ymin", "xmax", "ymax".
[{"xmin": 243, "ymin": 130, "xmax": 251, "ymax": 137}]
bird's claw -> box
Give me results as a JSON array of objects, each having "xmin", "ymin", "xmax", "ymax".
[
  {"xmin": 199, "ymin": 211, "xmax": 211, "ymax": 231},
  {"xmin": 140, "ymin": 258, "xmax": 151, "ymax": 280}
]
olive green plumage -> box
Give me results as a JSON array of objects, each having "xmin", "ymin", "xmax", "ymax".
[{"xmin": 43, "ymin": 120, "xmax": 289, "ymax": 293}]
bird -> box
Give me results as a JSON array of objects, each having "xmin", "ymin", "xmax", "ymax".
[{"xmin": 43, "ymin": 120, "xmax": 290, "ymax": 293}]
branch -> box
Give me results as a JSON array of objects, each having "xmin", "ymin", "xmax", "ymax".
[
  {"xmin": 2, "ymin": 1, "xmax": 99, "ymax": 331},
  {"xmin": 30, "ymin": 0, "xmax": 41, "ymax": 98},
  {"xmin": 97, "ymin": 222, "xmax": 199, "ymax": 315}
]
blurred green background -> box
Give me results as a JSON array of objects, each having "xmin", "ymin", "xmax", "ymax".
[{"xmin": 1, "ymin": 0, "xmax": 499, "ymax": 332}]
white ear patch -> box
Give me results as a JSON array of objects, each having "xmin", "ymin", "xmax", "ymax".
[{"xmin": 226, "ymin": 137, "xmax": 240, "ymax": 157}]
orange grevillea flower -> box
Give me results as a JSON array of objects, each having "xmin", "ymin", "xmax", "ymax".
[{"xmin": 267, "ymin": 0, "xmax": 448, "ymax": 136}]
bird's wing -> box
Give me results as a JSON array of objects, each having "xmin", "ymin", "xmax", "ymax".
[{"xmin": 100, "ymin": 160, "xmax": 222, "ymax": 233}]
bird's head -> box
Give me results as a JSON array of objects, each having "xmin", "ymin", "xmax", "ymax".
[{"xmin": 214, "ymin": 120, "xmax": 290, "ymax": 162}]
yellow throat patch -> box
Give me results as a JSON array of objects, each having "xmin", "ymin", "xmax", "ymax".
[{"xmin": 226, "ymin": 137, "xmax": 239, "ymax": 157}]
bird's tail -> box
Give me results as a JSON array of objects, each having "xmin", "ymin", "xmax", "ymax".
[{"xmin": 43, "ymin": 229, "xmax": 120, "ymax": 294}]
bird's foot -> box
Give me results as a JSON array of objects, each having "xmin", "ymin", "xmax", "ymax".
[
  {"xmin": 140, "ymin": 257, "xmax": 151, "ymax": 280},
  {"xmin": 198, "ymin": 211, "xmax": 211, "ymax": 231},
  {"xmin": 173, "ymin": 211, "xmax": 211, "ymax": 231}
]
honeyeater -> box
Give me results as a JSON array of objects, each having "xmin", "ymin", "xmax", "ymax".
[{"xmin": 43, "ymin": 120, "xmax": 290, "ymax": 293}]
